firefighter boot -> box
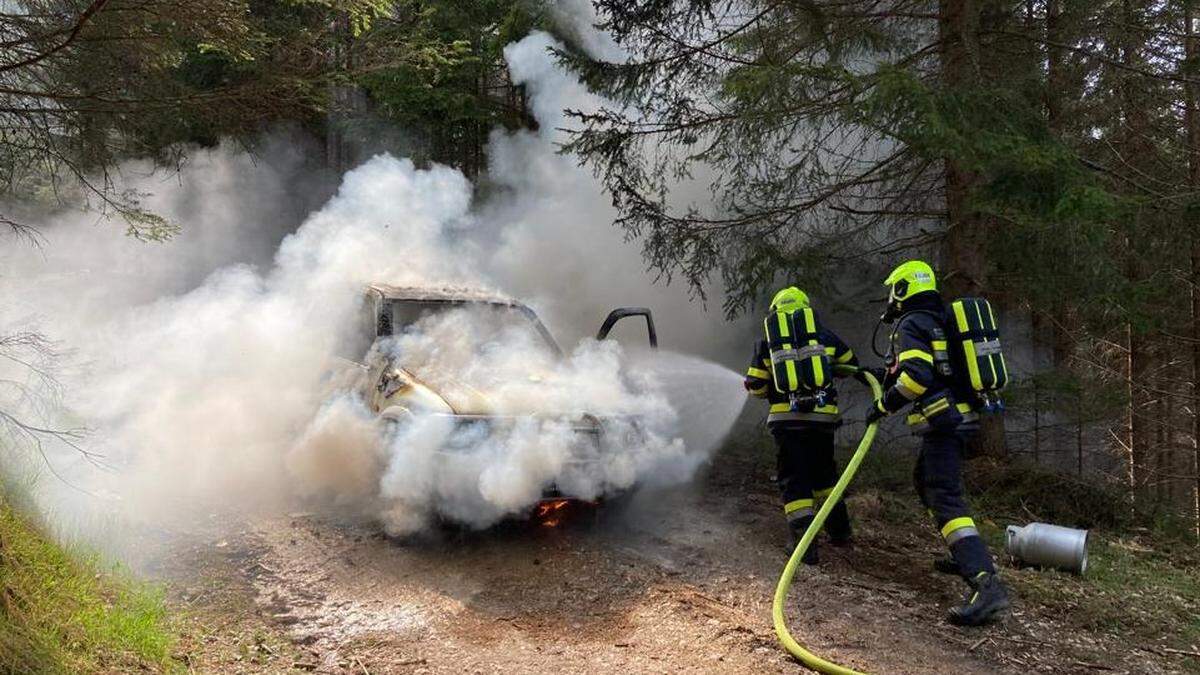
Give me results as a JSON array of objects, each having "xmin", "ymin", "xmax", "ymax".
[
  {"xmin": 825, "ymin": 500, "xmax": 853, "ymax": 548},
  {"xmin": 788, "ymin": 516, "xmax": 819, "ymax": 565},
  {"xmin": 948, "ymin": 572, "xmax": 1010, "ymax": 626}
]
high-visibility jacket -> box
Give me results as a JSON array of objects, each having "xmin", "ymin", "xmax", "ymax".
[
  {"xmin": 744, "ymin": 326, "xmax": 858, "ymax": 426},
  {"xmin": 877, "ymin": 292, "xmax": 980, "ymax": 431}
]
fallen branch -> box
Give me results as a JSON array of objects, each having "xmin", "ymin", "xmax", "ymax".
[
  {"xmin": 990, "ymin": 634, "xmax": 1052, "ymax": 648},
  {"xmin": 1070, "ymin": 661, "xmax": 1113, "ymax": 671}
]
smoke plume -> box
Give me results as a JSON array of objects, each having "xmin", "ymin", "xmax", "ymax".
[{"xmin": 0, "ymin": 32, "xmax": 748, "ymax": 543}]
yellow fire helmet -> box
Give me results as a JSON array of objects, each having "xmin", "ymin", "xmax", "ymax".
[
  {"xmin": 884, "ymin": 260, "xmax": 937, "ymax": 305},
  {"xmin": 769, "ymin": 286, "xmax": 811, "ymax": 312}
]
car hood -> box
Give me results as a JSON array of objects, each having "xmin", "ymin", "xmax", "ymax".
[{"xmin": 393, "ymin": 367, "xmax": 558, "ymax": 417}]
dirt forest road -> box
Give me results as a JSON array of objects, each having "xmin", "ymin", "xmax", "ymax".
[{"xmin": 153, "ymin": 430, "xmax": 1185, "ymax": 675}]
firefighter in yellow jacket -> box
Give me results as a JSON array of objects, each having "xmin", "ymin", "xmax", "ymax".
[{"xmin": 744, "ymin": 287, "xmax": 859, "ymax": 563}]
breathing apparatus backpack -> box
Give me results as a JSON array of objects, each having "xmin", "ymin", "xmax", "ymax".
[
  {"xmin": 764, "ymin": 307, "xmax": 831, "ymax": 411},
  {"xmin": 945, "ymin": 297, "xmax": 1008, "ymax": 412}
]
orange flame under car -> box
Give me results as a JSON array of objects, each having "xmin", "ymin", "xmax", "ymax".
[{"xmin": 534, "ymin": 499, "xmax": 573, "ymax": 527}]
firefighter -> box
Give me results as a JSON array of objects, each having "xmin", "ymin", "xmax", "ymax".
[
  {"xmin": 744, "ymin": 287, "xmax": 860, "ymax": 564},
  {"xmin": 865, "ymin": 260, "xmax": 1011, "ymax": 626}
]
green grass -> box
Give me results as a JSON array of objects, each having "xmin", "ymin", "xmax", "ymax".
[
  {"xmin": 997, "ymin": 530, "xmax": 1200, "ymax": 645},
  {"xmin": 846, "ymin": 446, "xmax": 1200, "ymax": 655},
  {"xmin": 0, "ymin": 493, "xmax": 176, "ymax": 674},
  {"xmin": 964, "ymin": 455, "xmax": 1200, "ymax": 644}
]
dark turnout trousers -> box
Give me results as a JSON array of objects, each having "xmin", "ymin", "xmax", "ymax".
[
  {"xmin": 771, "ymin": 425, "xmax": 851, "ymax": 540},
  {"xmin": 913, "ymin": 426, "xmax": 995, "ymax": 578}
]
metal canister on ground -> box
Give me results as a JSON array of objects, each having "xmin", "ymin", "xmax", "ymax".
[{"xmin": 1005, "ymin": 522, "xmax": 1089, "ymax": 575}]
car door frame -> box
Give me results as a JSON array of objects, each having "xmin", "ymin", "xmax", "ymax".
[{"xmin": 596, "ymin": 307, "xmax": 658, "ymax": 349}]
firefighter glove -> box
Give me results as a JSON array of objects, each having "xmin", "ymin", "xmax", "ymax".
[{"xmin": 865, "ymin": 399, "xmax": 888, "ymax": 425}]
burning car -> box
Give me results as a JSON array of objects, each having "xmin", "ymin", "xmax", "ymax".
[{"xmin": 329, "ymin": 284, "xmax": 659, "ymax": 524}]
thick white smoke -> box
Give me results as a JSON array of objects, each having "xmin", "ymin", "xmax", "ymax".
[
  {"xmin": 483, "ymin": 32, "xmax": 759, "ymax": 356},
  {"xmin": 0, "ymin": 32, "xmax": 748, "ymax": 542},
  {"xmin": 284, "ymin": 300, "xmax": 720, "ymax": 533}
]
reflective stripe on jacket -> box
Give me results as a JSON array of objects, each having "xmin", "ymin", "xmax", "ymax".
[
  {"xmin": 744, "ymin": 326, "xmax": 858, "ymax": 426},
  {"xmin": 879, "ymin": 294, "xmax": 979, "ymax": 429}
]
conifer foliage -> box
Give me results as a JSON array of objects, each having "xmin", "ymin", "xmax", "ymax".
[{"xmin": 564, "ymin": 1, "xmax": 1200, "ymax": 532}]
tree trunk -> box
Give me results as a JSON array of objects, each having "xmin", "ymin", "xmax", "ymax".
[
  {"xmin": 1045, "ymin": 0, "xmax": 1063, "ymax": 133},
  {"xmin": 1077, "ymin": 399, "xmax": 1084, "ymax": 476},
  {"xmin": 326, "ymin": 12, "xmax": 354, "ymax": 173},
  {"xmin": 1119, "ymin": 0, "xmax": 1157, "ymax": 508},
  {"xmin": 1031, "ymin": 310, "xmax": 1047, "ymax": 464},
  {"xmin": 1042, "ymin": 0, "xmax": 1082, "ymax": 460},
  {"xmin": 938, "ymin": 0, "xmax": 1007, "ymax": 458},
  {"xmin": 1128, "ymin": 334, "xmax": 1155, "ymax": 502},
  {"xmin": 1185, "ymin": 0, "xmax": 1200, "ymax": 538},
  {"xmin": 1156, "ymin": 387, "xmax": 1170, "ymax": 505}
]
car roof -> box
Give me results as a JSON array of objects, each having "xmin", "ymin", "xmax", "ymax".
[
  {"xmin": 364, "ymin": 284, "xmax": 562, "ymax": 356},
  {"xmin": 365, "ymin": 284, "xmax": 522, "ymax": 307}
]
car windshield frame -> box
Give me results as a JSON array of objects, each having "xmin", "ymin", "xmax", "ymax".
[{"xmin": 383, "ymin": 298, "xmax": 564, "ymax": 358}]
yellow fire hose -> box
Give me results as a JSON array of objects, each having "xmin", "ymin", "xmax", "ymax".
[{"xmin": 772, "ymin": 372, "xmax": 882, "ymax": 675}]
